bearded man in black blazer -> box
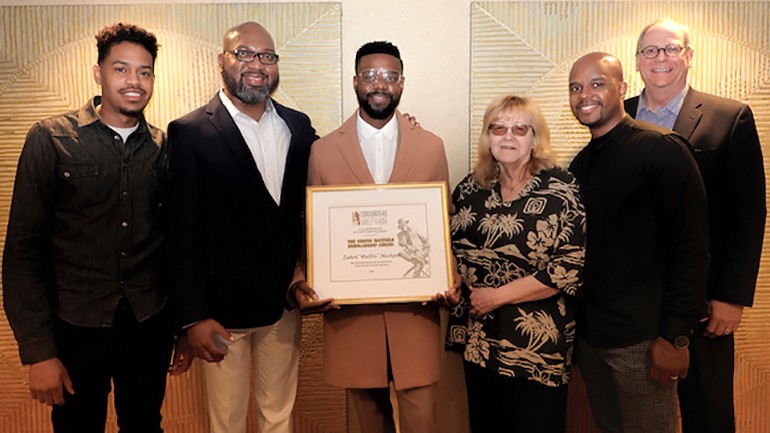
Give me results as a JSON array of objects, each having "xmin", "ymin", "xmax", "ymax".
[
  {"xmin": 625, "ymin": 19, "xmax": 766, "ymax": 433},
  {"xmin": 166, "ymin": 21, "xmax": 317, "ymax": 433}
]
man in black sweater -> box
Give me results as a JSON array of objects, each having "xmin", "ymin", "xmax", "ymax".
[{"xmin": 567, "ymin": 52, "xmax": 709, "ymax": 433}]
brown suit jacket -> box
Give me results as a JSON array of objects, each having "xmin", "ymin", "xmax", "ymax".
[{"xmin": 308, "ymin": 110, "xmax": 450, "ymax": 390}]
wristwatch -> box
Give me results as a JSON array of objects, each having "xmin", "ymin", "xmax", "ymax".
[{"xmin": 673, "ymin": 335, "xmax": 690, "ymax": 350}]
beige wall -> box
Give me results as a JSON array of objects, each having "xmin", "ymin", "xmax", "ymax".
[
  {"xmin": 0, "ymin": 0, "xmax": 474, "ymax": 186},
  {"xmin": 1, "ymin": 1, "xmax": 769, "ymax": 433}
]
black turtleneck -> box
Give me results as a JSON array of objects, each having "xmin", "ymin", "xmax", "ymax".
[{"xmin": 568, "ymin": 115, "xmax": 709, "ymax": 348}]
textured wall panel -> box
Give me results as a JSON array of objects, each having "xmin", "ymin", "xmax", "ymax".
[
  {"xmin": 471, "ymin": 2, "xmax": 770, "ymax": 433},
  {"xmin": 0, "ymin": 4, "xmax": 342, "ymax": 433}
]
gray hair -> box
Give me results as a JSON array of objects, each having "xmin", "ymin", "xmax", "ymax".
[{"xmin": 637, "ymin": 19, "xmax": 691, "ymax": 51}]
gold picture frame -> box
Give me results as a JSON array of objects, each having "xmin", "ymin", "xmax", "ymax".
[{"xmin": 306, "ymin": 182, "xmax": 454, "ymax": 304}]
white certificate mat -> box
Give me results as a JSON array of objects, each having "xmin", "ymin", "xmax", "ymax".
[{"xmin": 307, "ymin": 182, "xmax": 453, "ymax": 304}]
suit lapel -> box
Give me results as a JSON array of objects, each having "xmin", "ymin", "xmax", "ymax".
[
  {"xmin": 673, "ymin": 88, "xmax": 703, "ymax": 141},
  {"xmin": 336, "ymin": 112, "xmax": 375, "ymax": 183},
  {"xmin": 205, "ymin": 95, "xmax": 275, "ymax": 205},
  {"xmin": 389, "ymin": 112, "xmax": 417, "ymax": 183},
  {"xmin": 333, "ymin": 111, "xmax": 418, "ymax": 184},
  {"xmin": 625, "ymin": 97, "xmax": 639, "ymax": 117},
  {"xmin": 275, "ymin": 101, "xmax": 314, "ymax": 208}
]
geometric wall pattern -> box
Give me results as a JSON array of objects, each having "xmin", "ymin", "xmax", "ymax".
[
  {"xmin": 3, "ymin": 1, "xmax": 770, "ymax": 432},
  {"xmin": 471, "ymin": 2, "xmax": 770, "ymax": 432},
  {"xmin": 0, "ymin": 4, "xmax": 343, "ymax": 432}
]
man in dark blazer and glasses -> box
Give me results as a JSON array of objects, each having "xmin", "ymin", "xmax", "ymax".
[
  {"xmin": 625, "ymin": 19, "xmax": 766, "ymax": 433},
  {"xmin": 166, "ymin": 21, "xmax": 318, "ymax": 433}
]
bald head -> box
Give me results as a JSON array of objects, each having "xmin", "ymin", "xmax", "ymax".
[
  {"xmin": 568, "ymin": 52, "xmax": 628, "ymax": 138},
  {"xmin": 570, "ymin": 52, "xmax": 624, "ymax": 83},
  {"xmin": 223, "ymin": 21, "xmax": 273, "ymax": 51}
]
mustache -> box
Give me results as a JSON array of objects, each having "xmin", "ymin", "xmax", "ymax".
[
  {"xmin": 241, "ymin": 71, "xmax": 268, "ymax": 80},
  {"xmin": 367, "ymin": 91, "xmax": 392, "ymax": 98},
  {"xmin": 119, "ymin": 86, "xmax": 146, "ymax": 94},
  {"xmin": 576, "ymin": 99, "xmax": 600, "ymax": 107}
]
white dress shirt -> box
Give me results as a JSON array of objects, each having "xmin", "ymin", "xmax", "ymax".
[
  {"xmin": 219, "ymin": 90, "xmax": 291, "ymax": 205},
  {"xmin": 356, "ymin": 112, "xmax": 399, "ymax": 184}
]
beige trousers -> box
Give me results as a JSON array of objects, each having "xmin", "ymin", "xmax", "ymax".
[
  {"xmin": 204, "ymin": 309, "xmax": 301, "ymax": 433},
  {"xmin": 348, "ymin": 383, "xmax": 439, "ymax": 433}
]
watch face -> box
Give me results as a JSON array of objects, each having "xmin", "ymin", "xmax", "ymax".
[{"xmin": 674, "ymin": 335, "xmax": 690, "ymax": 349}]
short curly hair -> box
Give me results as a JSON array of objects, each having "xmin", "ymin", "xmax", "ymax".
[
  {"xmin": 355, "ymin": 41, "xmax": 403, "ymax": 72},
  {"xmin": 95, "ymin": 22, "xmax": 159, "ymax": 64}
]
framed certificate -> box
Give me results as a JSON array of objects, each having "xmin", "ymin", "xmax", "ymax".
[{"xmin": 307, "ymin": 182, "xmax": 454, "ymax": 304}]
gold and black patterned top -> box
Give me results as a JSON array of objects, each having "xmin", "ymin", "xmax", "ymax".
[{"xmin": 446, "ymin": 167, "xmax": 586, "ymax": 388}]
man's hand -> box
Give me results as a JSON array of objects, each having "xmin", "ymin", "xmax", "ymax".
[
  {"xmin": 402, "ymin": 112, "xmax": 421, "ymax": 128},
  {"xmin": 168, "ymin": 334, "xmax": 194, "ymax": 375},
  {"xmin": 29, "ymin": 358, "xmax": 74, "ymax": 406},
  {"xmin": 432, "ymin": 271, "xmax": 462, "ymax": 307},
  {"xmin": 186, "ymin": 319, "xmax": 231, "ymax": 363},
  {"xmin": 649, "ymin": 337, "xmax": 689, "ymax": 384},
  {"xmin": 703, "ymin": 300, "xmax": 744, "ymax": 338},
  {"xmin": 291, "ymin": 281, "xmax": 338, "ymax": 314}
]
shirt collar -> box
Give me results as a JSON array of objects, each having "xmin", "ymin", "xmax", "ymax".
[
  {"xmin": 218, "ymin": 89, "xmax": 276, "ymax": 121},
  {"xmin": 79, "ymin": 96, "xmax": 148, "ymax": 134},
  {"xmin": 638, "ymin": 85, "xmax": 689, "ymax": 117},
  {"xmin": 356, "ymin": 110, "xmax": 398, "ymax": 141}
]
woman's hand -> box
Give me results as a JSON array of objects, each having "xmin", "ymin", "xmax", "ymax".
[
  {"xmin": 468, "ymin": 285, "xmax": 505, "ymax": 316},
  {"xmin": 467, "ymin": 276, "xmax": 559, "ymax": 316}
]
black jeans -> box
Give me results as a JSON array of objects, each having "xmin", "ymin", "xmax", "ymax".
[
  {"xmin": 51, "ymin": 298, "xmax": 174, "ymax": 433},
  {"xmin": 678, "ymin": 322, "xmax": 736, "ymax": 433},
  {"xmin": 464, "ymin": 362, "xmax": 568, "ymax": 433}
]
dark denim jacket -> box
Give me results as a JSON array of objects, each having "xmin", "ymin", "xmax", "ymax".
[{"xmin": 3, "ymin": 97, "xmax": 168, "ymax": 364}]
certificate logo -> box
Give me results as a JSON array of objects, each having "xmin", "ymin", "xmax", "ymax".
[{"xmin": 353, "ymin": 209, "xmax": 388, "ymax": 226}]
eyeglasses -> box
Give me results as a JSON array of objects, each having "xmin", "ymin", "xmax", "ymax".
[
  {"xmin": 224, "ymin": 49, "xmax": 279, "ymax": 65},
  {"xmin": 358, "ymin": 69, "xmax": 403, "ymax": 84},
  {"xmin": 636, "ymin": 44, "xmax": 686, "ymax": 59},
  {"xmin": 488, "ymin": 123, "xmax": 533, "ymax": 136}
]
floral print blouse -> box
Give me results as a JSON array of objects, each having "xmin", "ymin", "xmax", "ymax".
[{"xmin": 446, "ymin": 167, "xmax": 586, "ymax": 387}]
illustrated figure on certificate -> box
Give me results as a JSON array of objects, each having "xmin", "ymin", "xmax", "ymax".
[{"xmin": 396, "ymin": 218, "xmax": 431, "ymax": 278}]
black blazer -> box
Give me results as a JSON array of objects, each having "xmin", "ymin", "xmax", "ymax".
[
  {"xmin": 166, "ymin": 95, "xmax": 318, "ymax": 329},
  {"xmin": 626, "ymin": 88, "xmax": 766, "ymax": 306}
]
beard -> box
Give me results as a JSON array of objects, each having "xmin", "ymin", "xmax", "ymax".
[
  {"xmin": 358, "ymin": 91, "xmax": 400, "ymax": 120},
  {"xmin": 221, "ymin": 69, "xmax": 278, "ymax": 105},
  {"xmin": 117, "ymin": 107, "xmax": 144, "ymax": 118},
  {"xmin": 112, "ymin": 87, "xmax": 148, "ymax": 118}
]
